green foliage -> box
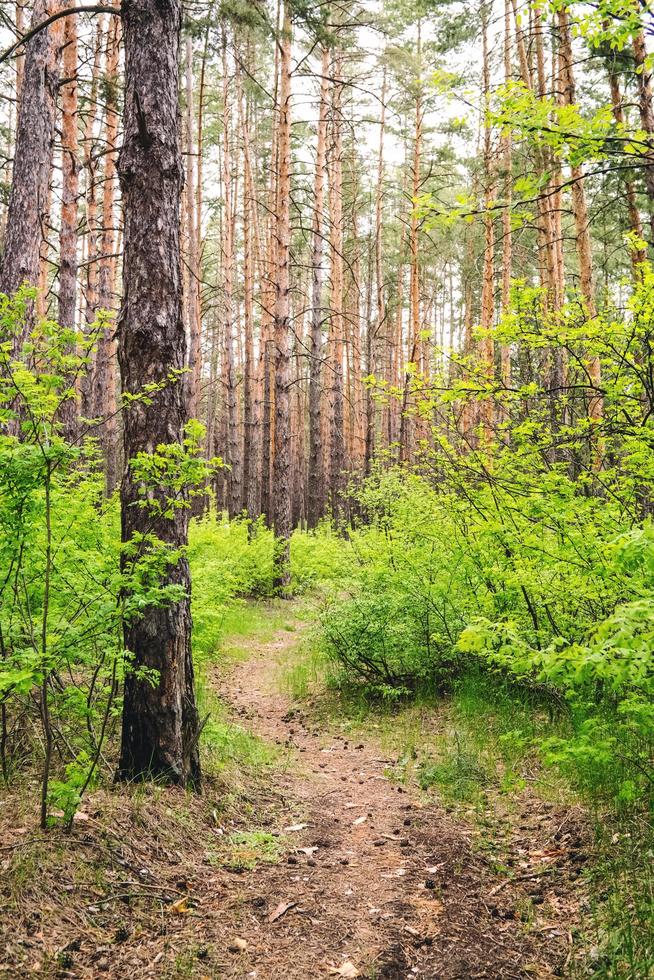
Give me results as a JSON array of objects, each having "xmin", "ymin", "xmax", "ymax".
[
  {"xmin": 188, "ymin": 516, "xmax": 275, "ymax": 662},
  {"xmin": 0, "ymin": 294, "xmax": 225, "ymax": 826},
  {"xmin": 220, "ymin": 829, "xmax": 283, "ymax": 870},
  {"xmin": 289, "ymin": 522, "xmax": 350, "ymax": 592},
  {"xmin": 314, "ymin": 265, "xmax": 654, "ymax": 818},
  {"xmin": 130, "ymin": 418, "xmax": 223, "ymax": 519}
]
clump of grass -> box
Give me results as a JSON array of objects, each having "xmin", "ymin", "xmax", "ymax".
[
  {"xmin": 220, "ymin": 829, "xmax": 283, "ymax": 871},
  {"xmin": 418, "ymin": 735, "xmax": 491, "ymax": 805},
  {"xmin": 279, "ymin": 638, "xmax": 330, "ymax": 700}
]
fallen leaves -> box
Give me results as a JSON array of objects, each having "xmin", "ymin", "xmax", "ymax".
[
  {"xmin": 168, "ymin": 897, "xmax": 190, "ymax": 915},
  {"xmin": 328, "ymin": 962, "xmax": 359, "ymax": 977},
  {"xmin": 268, "ymin": 900, "xmax": 297, "ymax": 923},
  {"xmin": 285, "ymin": 822, "xmax": 309, "ymax": 832}
]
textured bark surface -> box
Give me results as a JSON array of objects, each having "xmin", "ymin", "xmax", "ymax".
[
  {"xmin": 307, "ymin": 46, "xmax": 329, "ymax": 528},
  {"xmin": 558, "ymin": 6, "xmax": 602, "ymax": 423},
  {"xmin": 221, "ymin": 40, "xmax": 242, "ymax": 517},
  {"xmin": 185, "ymin": 35, "xmax": 202, "ymax": 421},
  {"xmin": 272, "ymin": 3, "xmax": 293, "ymax": 584},
  {"xmin": 58, "ymin": 2, "xmax": 80, "ymax": 439},
  {"xmin": 632, "ymin": 30, "xmax": 654, "ymax": 245},
  {"xmin": 58, "ymin": 3, "xmax": 79, "ymax": 333},
  {"xmin": 328, "ymin": 49, "xmax": 345, "ymax": 514},
  {"xmin": 116, "ymin": 0, "xmax": 200, "ymax": 788},
  {"xmin": 95, "ymin": 17, "xmax": 120, "ymax": 492},
  {"xmin": 1, "ymin": 0, "xmax": 60, "ymax": 332}
]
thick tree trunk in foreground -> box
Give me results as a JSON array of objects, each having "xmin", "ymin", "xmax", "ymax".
[
  {"xmin": 116, "ymin": 0, "xmax": 200, "ymax": 788},
  {"xmin": 1, "ymin": 0, "xmax": 60, "ymax": 341}
]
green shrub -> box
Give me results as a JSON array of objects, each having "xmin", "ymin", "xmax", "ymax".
[
  {"xmin": 289, "ymin": 522, "xmax": 350, "ymax": 591},
  {"xmin": 188, "ymin": 515, "xmax": 275, "ymax": 661}
]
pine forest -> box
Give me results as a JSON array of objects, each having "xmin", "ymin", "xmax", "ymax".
[{"xmin": 1, "ymin": 0, "xmax": 654, "ymax": 975}]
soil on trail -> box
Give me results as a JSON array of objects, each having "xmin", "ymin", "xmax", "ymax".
[
  {"xmin": 206, "ymin": 614, "xmax": 584, "ymax": 980},
  {"xmin": 0, "ymin": 609, "xmax": 587, "ymax": 980}
]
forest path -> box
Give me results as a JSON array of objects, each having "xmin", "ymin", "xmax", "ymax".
[{"xmin": 204, "ymin": 604, "xmax": 578, "ymax": 979}]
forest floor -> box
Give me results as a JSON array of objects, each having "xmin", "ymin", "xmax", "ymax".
[{"xmin": 1, "ymin": 603, "xmax": 591, "ymax": 979}]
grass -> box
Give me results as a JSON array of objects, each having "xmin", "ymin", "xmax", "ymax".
[
  {"xmin": 279, "ymin": 635, "xmax": 330, "ymax": 699},
  {"xmin": 219, "ymin": 829, "xmax": 284, "ymax": 871},
  {"xmin": 193, "ymin": 596, "xmax": 307, "ymax": 784},
  {"xmin": 196, "ymin": 597, "xmax": 303, "ymax": 667}
]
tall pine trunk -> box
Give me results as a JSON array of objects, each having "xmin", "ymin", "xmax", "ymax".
[
  {"xmin": 307, "ymin": 45, "xmax": 330, "ymax": 528},
  {"xmin": 116, "ymin": 0, "xmax": 200, "ymax": 789},
  {"xmin": 1, "ymin": 0, "xmax": 61, "ymax": 345},
  {"xmin": 328, "ymin": 49, "xmax": 345, "ymax": 515},
  {"xmin": 185, "ymin": 35, "xmax": 202, "ymax": 421},
  {"xmin": 58, "ymin": 3, "xmax": 79, "ymax": 334},
  {"xmin": 95, "ymin": 17, "xmax": 120, "ymax": 492},
  {"xmin": 272, "ymin": 2, "xmax": 293, "ymax": 586},
  {"xmin": 558, "ymin": 4, "xmax": 602, "ymax": 425},
  {"xmin": 58, "ymin": 2, "xmax": 80, "ymax": 438}
]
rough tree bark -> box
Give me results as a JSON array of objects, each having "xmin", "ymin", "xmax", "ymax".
[
  {"xmin": 328, "ymin": 48, "xmax": 345, "ymax": 515},
  {"xmin": 1, "ymin": 0, "xmax": 61, "ymax": 346},
  {"xmin": 221, "ymin": 36, "xmax": 242, "ymax": 516},
  {"xmin": 58, "ymin": 1, "xmax": 79, "ymax": 334},
  {"xmin": 116, "ymin": 0, "xmax": 200, "ymax": 789},
  {"xmin": 185, "ymin": 34, "xmax": 202, "ymax": 422},
  {"xmin": 558, "ymin": 5, "xmax": 602, "ymax": 424},
  {"xmin": 58, "ymin": 1, "xmax": 80, "ymax": 438},
  {"xmin": 94, "ymin": 16, "xmax": 120, "ymax": 492},
  {"xmin": 272, "ymin": 1, "xmax": 293, "ymax": 586},
  {"xmin": 307, "ymin": 44, "xmax": 330, "ymax": 528}
]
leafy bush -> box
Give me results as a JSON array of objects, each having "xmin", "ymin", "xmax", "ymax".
[
  {"xmin": 289, "ymin": 522, "xmax": 350, "ymax": 591},
  {"xmin": 310, "ymin": 268, "xmax": 654, "ymax": 815}
]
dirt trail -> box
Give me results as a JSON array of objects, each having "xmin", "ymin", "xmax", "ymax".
[
  {"xmin": 208, "ymin": 615, "xmax": 582, "ymax": 979},
  {"xmin": 0, "ymin": 612, "xmax": 585, "ymax": 980}
]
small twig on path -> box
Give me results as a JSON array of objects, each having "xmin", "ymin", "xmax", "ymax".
[{"xmin": 488, "ymin": 868, "xmax": 555, "ymax": 897}]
